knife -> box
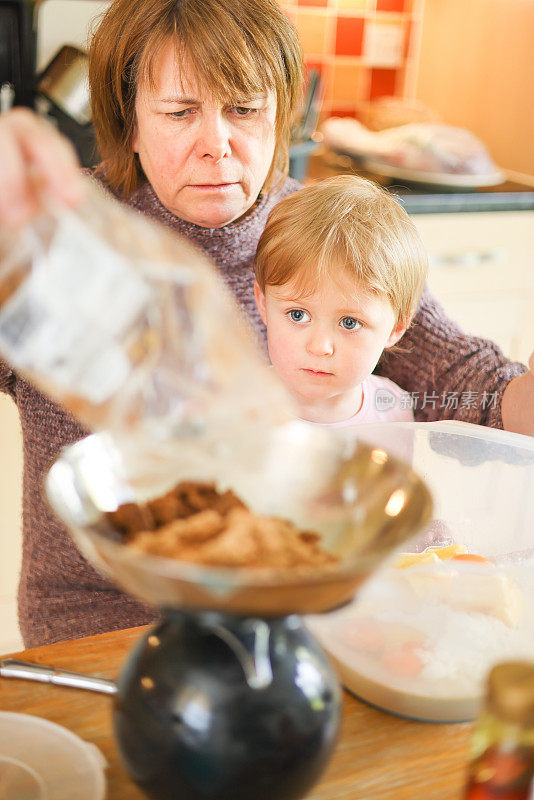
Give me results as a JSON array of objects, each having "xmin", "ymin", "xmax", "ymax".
[{"xmin": 0, "ymin": 658, "xmax": 117, "ymax": 695}]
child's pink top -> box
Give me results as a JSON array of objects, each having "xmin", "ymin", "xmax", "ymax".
[{"xmin": 303, "ymin": 375, "xmax": 414, "ymax": 427}]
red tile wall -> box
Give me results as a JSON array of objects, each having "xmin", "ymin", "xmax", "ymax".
[{"xmin": 281, "ymin": 0, "xmax": 424, "ymax": 120}]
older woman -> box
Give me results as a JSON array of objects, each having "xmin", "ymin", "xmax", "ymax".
[{"xmin": 0, "ymin": 0, "xmax": 532, "ymax": 648}]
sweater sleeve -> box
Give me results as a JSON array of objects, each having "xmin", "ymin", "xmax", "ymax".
[
  {"xmin": 375, "ymin": 287, "xmax": 528, "ymax": 429},
  {"xmin": 0, "ymin": 359, "xmax": 15, "ymax": 398}
]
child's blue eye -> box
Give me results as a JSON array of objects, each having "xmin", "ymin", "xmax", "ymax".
[
  {"xmin": 341, "ymin": 316, "xmax": 362, "ymax": 331},
  {"xmin": 289, "ymin": 309, "xmax": 310, "ymax": 323}
]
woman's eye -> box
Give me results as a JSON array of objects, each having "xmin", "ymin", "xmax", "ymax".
[
  {"xmin": 232, "ymin": 106, "xmax": 258, "ymax": 117},
  {"xmin": 340, "ymin": 316, "xmax": 362, "ymax": 331},
  {"xmin": 166, "ymin": 109, "xmax": 191, "ymax": 119},
  {"xmin": 288, "ymin": 309, "xmax": 310, "ymax": 323}
]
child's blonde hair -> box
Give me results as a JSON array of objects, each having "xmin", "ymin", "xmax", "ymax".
[{"xmin": 254, "ymin": 175, "xmax": 428, "ymax": 327}]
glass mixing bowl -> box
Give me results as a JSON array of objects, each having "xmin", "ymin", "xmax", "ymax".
[{"xmin": 45, "ymin": 419, "xmax": 433, "ymax": 616}]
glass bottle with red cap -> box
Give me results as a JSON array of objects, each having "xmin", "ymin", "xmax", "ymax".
[{"xmin": 464, "ymin": 661, "xmax": 534, "ymax": 800}]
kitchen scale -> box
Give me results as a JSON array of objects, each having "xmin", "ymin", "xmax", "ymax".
[{"xmin": 25, "ymin": 420, "xmax": 433, "ymax": 800}]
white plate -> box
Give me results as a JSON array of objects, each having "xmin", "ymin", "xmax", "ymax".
[
  {"xmin": 359, "ymin": 156, "xmax": 505, "ymax": 189},
  {"xmin": 0, "ymin": 712, "xmax": 106, "ymax": 800}
]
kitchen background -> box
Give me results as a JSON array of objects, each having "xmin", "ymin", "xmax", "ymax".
[
  {"xmin": 1, "ymin": 0, "xmax": 533, "ymax": 654},
  {"xmin": 32, "ymin": 0, "xmax": 534, "ymax": 177}
]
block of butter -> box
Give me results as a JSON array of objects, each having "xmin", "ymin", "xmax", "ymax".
[
  {"xmin": 448, "ymin": 571, "xmax": 525, "ymax": 629},
  {"xmin": 393, "ymin": 545, "xmax": 525, "ymax": 629}
]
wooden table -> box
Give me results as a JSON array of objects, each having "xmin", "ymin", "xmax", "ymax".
[{"xmin": 0, "ymin": 626, "xmax": 473, "ymax": 799}]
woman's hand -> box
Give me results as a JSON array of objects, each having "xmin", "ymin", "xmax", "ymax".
[
  {"xmin": 501, "ymin": 350, "xmax": 534, "ymax": 437},
  {"xmin": 0, "ymin": 109, "xmax": 84, "ymax": 225}
]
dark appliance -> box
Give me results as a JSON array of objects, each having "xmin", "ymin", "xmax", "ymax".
[{"xmin": 0, "ymin": 0, "xmax": 36, "ymax": 107}]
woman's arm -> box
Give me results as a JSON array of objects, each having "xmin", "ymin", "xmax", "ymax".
[
  {"xmin": 375, "ymin": 288, "xmax": 528, "ymax": 430},
  {"xmin": 0, "ymin": 360, "xmax": 15, "ymax": 397}
]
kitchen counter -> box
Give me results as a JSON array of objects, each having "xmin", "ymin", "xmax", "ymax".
[
  {"xmin": 306, "ymin": 150, "xmax": 534, "ymax": 214},
  {"xmin": 0, "ymin": 625, "xmax": 473, "ymax": 799}
]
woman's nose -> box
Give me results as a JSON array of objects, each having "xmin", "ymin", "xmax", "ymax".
[
  {"xmin": 195, "ymin": 113, "xmax": 231, "ymax": 162},
  {"xmin": 306, "ymin": 327, "xmax": 334, "ymax": 357}
]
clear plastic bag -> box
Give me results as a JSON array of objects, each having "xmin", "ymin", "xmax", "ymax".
[{"xmin": 0, "ymin": 178, "xmax": 289, "ymax": 489}]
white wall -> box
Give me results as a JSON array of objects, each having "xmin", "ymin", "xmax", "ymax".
[
  {"xmin": 36, "ymin": 0, "xmax": 110, "ymax": 70},
  {"xmin": 415, "ymin": 0, "xmax": 534, "ymax": 178}
]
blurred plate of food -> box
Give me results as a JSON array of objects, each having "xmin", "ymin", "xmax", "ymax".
[
  {"xmin": 358, "ymin": 159, "xmax": 504, "ymax": 188},
  {"xmin": 322, "ymin": 117, "xmax": 504, "ymax": 189}
]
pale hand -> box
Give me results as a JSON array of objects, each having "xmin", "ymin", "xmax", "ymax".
[
  {"xmin": 501, "ymin": 349, "xmax": 534, "ymax": 437},
  {"xmin": 0, "ymin": 108, "xmax": 83, "ymax": 225}
]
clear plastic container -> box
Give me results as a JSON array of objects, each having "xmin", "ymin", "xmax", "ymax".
[
  {"xmin": 0, "ymin": 712, "xmax": 106, "ymax": 799},
  {"xmin": 306, "ymin": 421, "xmax": 534, "ymax": 723}
]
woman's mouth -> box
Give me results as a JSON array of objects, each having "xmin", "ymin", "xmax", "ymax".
[{"xmin": 189, "ymin": 183, "xmax": 238, "ymax": 192}]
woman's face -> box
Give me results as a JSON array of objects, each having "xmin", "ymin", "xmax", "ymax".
[{"xmin": 133, "ymin": 39, "xmax": 277, "ymax": 228}]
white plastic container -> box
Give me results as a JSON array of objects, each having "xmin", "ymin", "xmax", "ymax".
[{"xmin": 306, "ymin": 421, "xmax": 534, "ymax": 723}]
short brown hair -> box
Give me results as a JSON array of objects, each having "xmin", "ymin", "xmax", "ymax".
[
  {"xmin": 89, "ymin": 0, "xmax": 303, "ymax": 199},
  {"xmin": 254, "ymin": 175, "xmax": 428, "ymax": 327}
]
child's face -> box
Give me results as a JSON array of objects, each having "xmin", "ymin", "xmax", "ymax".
[{"xmin": 254, "ymin": 271, "xmax": 407, "ymax": 406}]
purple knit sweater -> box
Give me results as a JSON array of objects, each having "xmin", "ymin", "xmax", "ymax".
[{"xmin": 1, "ymin": 177, "xmax": 526, "ymax": 648}]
